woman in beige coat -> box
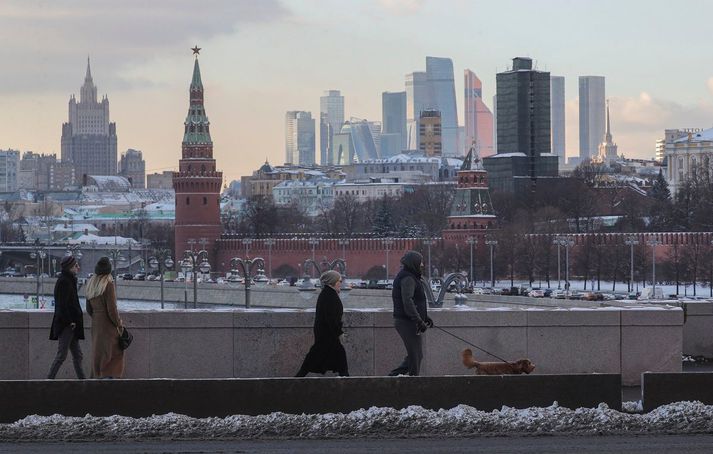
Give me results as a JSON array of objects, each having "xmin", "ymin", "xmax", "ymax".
[{"xmin": 85, "ymin": 257, "xmax": 124, "ymax": 378}]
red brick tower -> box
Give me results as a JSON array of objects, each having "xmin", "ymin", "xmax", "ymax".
[{"xmin": 173, "ymin": 48, "xmax": 223, "ymax": 262}]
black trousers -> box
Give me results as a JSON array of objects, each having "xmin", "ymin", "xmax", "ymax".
[
  {"xmin": 47, "ymin": 325, "xmax": 86, "ymax": 379},
  {"xmin": 390, "ymin": 318, "xmax": 423, "ymax": 376}
]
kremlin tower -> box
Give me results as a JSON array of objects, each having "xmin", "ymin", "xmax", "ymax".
[{"xmin": 173, "ymin": 48, "xmax": 223, "ymax": 262}]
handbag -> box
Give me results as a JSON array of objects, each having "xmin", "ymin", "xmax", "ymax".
[{"xmin": 118, "ymin": 327, "xmax": 133, "ymax": 350}]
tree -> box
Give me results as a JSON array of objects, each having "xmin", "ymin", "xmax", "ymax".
[
  {"xmin": 372, "ymin": 198, "xmax": 396, "ymax": 237},
  {"xmin": 648, "ymin": 169, "xmax": 673, "ymax": 231}
]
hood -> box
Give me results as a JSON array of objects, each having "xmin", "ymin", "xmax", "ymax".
[{"xmin": 400, "ymin": 251, "xmax": 423, "ymax": 276}]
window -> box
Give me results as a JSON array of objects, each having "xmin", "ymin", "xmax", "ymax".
[
  {"xmin": 186, "ymin": 197, "xmax": 190, "ymax": 205},
  {"xmin": 203, "ymin": 197, "xmax": 207, "ymax": 205}
]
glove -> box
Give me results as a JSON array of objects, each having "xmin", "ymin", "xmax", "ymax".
[
  {"xmin": 417, "ymin": 320, "xmax": 428, "ymax": 334},
  {"xmin": 425, "ymin": 317, "xmax": 434, "ymax": 328}
]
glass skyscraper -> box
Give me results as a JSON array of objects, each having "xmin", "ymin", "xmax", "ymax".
[
  {"xmin": 320, "ymin": 90, "xmax": 344, "ymax": 165},
  {"xmin": 550, "ymin": 75, "xmax": 566, "ymax": 166},
  {"xmin": 579, "ymin": 76, "xmax": 606, "ymax": 162},
  {"xmin": 285, "ymin": 111, "xmax": 315, "ymax": 166},
  {"xmin": 426, "ymin": 57, "xmax": 459, "ymax": 157},
  {"xmin": 464, "ymin": 69, "xmax": 494, "ymax": 157},
  {"xmin": 382, "ymin": 91, "xmax": 407, "ymax": 151}
]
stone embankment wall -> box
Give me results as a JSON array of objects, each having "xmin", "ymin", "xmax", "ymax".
[{"xmin": 0, "ymin": 306, "xmax": 682, "ymax": 385}]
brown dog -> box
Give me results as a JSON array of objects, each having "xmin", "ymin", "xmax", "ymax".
[{"xmin": 461, "ymin": 348, "xmax": 535, "ymax": 375}]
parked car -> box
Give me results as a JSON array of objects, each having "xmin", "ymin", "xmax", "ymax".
[
  {"xmin": 552, "ymin": 289, "xmax": 566, "ymax": 299},
  {"xmin": 120, "ymin": 273, "xmax": 133, "ymax": 280},
  {"xmin": 529, "ymin": 289, "xmax": 545, "ymax": 298},
  {"xmin": 133, "ymin": 273, "xmax": 146, "ymax": 281},
  {"xmin": 543, "ymin": 288, "xmax": 553, "ymax": 297}
]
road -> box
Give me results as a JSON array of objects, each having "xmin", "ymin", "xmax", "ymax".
[{"xmin": 3, "ymin": 435, "xmax": 713, "ymax": 453}]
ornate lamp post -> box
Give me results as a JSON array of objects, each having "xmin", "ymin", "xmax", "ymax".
[
  {"xmin": 149, "ymin": 249, "xmax": 174, "ymax": 309},
  {"xmin": 183, "ymin": 247, "xmax": 210, "ymax": 308},
  {"xmin": 560, "ymin": 236, "xmax": 575, "ymax": 296},
  {"xmin": 29, "ymin": 245, "xmax": 47, "ymax": 305},
  {"xmin": 242, "ymin": 238, "xmax": 253, "ymax": 258},
  {"xmin": 466, "ymin": 236, "xmax": 478, "ymax": 289},
  {"xmin": 382, "ymin": 238, "xmax": 394, "ymax": 281},
  {"xmin": 264, "ymin": 239, "xmax": 275, "ymax": 280},
  {"xmin": 106, "ymin": 247, "xmax": 127, "ymax": 279},
  {"xmin": 338, "ymin": 239, "xmax": 350, "ymax": 277},
  {"xmin": 308, "ymin": 238, "xmax": 320, "ymax": 263},
  {"xmin": 229, "ymin": 256, "xmax": 266, "ymax": 308},
  {"xmin": 485, "ymin": 237, "xmax": 498, "ymax": 289},
  {"xmin": 553, "ymin": 236, "xmax": 562, "ymax": 289},
  {"xmin": 647, "ymin": 236, "xmax": 662, "ymax": 299},
  {"xmin": 422, "ymin": 238, "xmax": 435, "ymax": 282},
  {"xmin": 624, "ymin": 234, "xmax": 639, "ymax": 293}
]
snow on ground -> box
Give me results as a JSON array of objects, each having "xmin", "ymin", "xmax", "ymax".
[{"xmin": 2, "ymin": 401, "xmax": 713, "ymax": 441}]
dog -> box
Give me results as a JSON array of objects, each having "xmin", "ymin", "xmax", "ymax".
[{"xmin": 461, "ymin": 348, "xmax": 535, "ymax": 375}]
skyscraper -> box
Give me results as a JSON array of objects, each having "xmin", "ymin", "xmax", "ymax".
[
  {"xmin": 405, "ymin": 71, "xmax": 430, "ymax": 150},
  {"xmin": 320, "ymin": 90, "xmax": 344, "ymax": 165},
  {"xmin": 61, "ymin": 58, "xmax": 117, "ymax": 179},
  {"xmin": 173, "ymin": 51, "xmax": 223, "ymax": 263},
  {"xmin": 464, "ymin": 69, "xmax": 494, "ymax": 157},
  {"xmin": 579, "ymin": 76, "xmax": 606, "ymax": 162},
  {"xmin": 418, "ymin": 110, "xmax": 442, "ymax": 157},
  {"xmin": 285, "ymin": 111, "xmax": 316, "ymax": 165},
  {"xmin": 483, "ymin": 57, "xmax": 558, "ymax": 193},
  {"xmin": 382, "ymin": 91, "xmax": 407, "ymax": 151},
  {"xmin": 550, "ymin": 75, "xmax": 566, "ymax": 167},
  {"xmin": 426, "ymin": 57, "xmax": 459, "ymax": 156}
]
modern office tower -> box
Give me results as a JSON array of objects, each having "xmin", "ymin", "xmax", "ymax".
[
  {"xmin": 320, "ymin": 90, "xmax": 344, "ymax": 165},
  {"xmin": 285, "ymin": 111, "xmax": 316, "ymax": 166},
  {"xmin": 379, "ymin": 133, "xmax": 402, "ymax": 158},
  {"xmin": 118, "ymin": 148, "xmax": 146, "ymax": 188},
  {"xmin": 382, "ymin": 91, "xmax": 408, "ymax": 151},
  {"xmin": 655, "ymin": 139, "xmax": 665, "ymax": 163},
  {"xmin": 405, "ymin": 71, "xmax": 430, "ymax": 150},
  {"xmin": 464, "ymin": 69, "xmax": 494, "ymax": 157},
  {"xmin": 61, "ymin": 58, "xmax": 118, "ymax": 179},
  {"xmin": 418, "ymin": 110, "xmax": 442, "ymax": 156},
  {"xmin": 579, "ymin": 75, "xmax": 606, "ymax": 162},
  {"xmin": 550, "ymin": 75, "xmax": 566, "ymax": 167},
  {"xmin": 0, "ymin": 149, "xmax": 19, "ymax": 192},
  {"xmin": 426, "ymin": 57, "xmax": 459, "ymax": 156},
  {"xmin": 492, "ymin": 94, "xmax": 498, "ymax": 153},
  {"xmin": 330, "ymin": 120, "xmax": 379, "ymax": 165},
  {"xmin": 172, "ymin": 53, "xmax": 223, "ymax": 264},
  {"xmin": 367, "ymin": 120, "xmax": 382, "ymax": 156},
  {"xmin": 483, "ymin": 57, "xmax": 558, "ymax": 193}
]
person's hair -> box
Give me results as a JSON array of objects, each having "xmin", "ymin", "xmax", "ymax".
[{"xmin": 320, "ymin": 270, "xmax": 341, "ymax": 287}]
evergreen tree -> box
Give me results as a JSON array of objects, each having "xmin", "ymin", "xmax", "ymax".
[
  {"xmin": 648, "ymin": 168, "xmax": 673, "ymax": 231},
  {"xmin": 651, "ymin": 169, "xmax": 671, "ymax": 202},
  {"xmin": 372, "ymin": 199, "xmax": 395, "ymax": 237}
]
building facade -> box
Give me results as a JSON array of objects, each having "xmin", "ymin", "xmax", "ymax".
[
  {"xmin": 579, "ymin": 75, "xmax": 606, "ymax": 162},
  {"xmin": 405, "ymin": 71, "xmax": 430, "ymax": 151},
  {"xmin": 18, "ymin": 152, "xmax": 76, "ymax": 191},
  {"xmin": 483, "ymin": 57, "xmax": 558, "ymax": 193},
  {"xmin": 320, "ymin": 90, "xmax": 344, "ymax": 165},
  {"xmin": 464, "ymin": 70, "xmax": 494, "ymax": 158},
  {"xmin": 426, "ymin": 57, "xmax": 459, "ymax": 156},
  {"xmin": 172, "ymin": 54, "xmax": 223, "ymax": 263},
  {"xmin": 147, "ymin": 171, "xmax": 175, "ymax": 190},
  {"xmin": 382, "ymin": 91, "xmax": 407, "ymax": 152},
  {"xmin": 664, "ymin": 127, "xmax": 712, "ymax": 195},
  {"xmin": 331, "ymin": 120, "xmax": 380, "ymax": 165},
  {"xmin": 285, "ymin": 111, "xmax": 316, "ymax": 166},
  {"xmin": 118, "ymin": 148, "xmax": 146, "ymax": 188},
  {"xmin": 61, "ymin": 58, "xmax": 117, "ymax": 180},
  {"xmin": 550, "ymin": 75, "xmax": 566, "ymax": 167},
  {"xmin": 418, "ymin": 110, "xmax": 443, "ymax": 157},
  {"xmin": 272, "ymin": 178, "xmax": 338, "ymax": 216},
  {"xmin": 0, "ymin": 150, "xmax": 19, "ymax": 192}
]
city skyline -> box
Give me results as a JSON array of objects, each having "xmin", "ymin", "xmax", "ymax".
[{"xmin": 3, "ymin": 0, "xmax": 713, "ymax": 182}]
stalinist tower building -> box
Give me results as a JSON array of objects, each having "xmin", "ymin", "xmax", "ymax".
[
  {"xmin": 61, "ymin": 58, "xmax": 118, "ymax": 179},
  {"xmin": 173, "ymin": 48, "xmax": 223, "ymax": 262}
]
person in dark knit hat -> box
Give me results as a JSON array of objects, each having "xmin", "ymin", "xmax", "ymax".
[
  {"xmin": 48, "ymin": 254, "xmax": 86, "ymax": 379},
  {"xmin": 85, "ymin": 256, "xmax": 125, "ymax": 378}
]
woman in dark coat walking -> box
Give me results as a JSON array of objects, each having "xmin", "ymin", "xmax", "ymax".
[
  {"xmin": 295, "ymin": 270, "xmax": 349, "ymax": 377},
  {"xmin": 47, "ymin": 255, "xmax": 86, "ymax": 379}
]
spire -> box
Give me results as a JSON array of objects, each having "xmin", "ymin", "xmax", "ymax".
[
  {"xmin": 605, "ymin": 99, "xmax": 612, "ymax": 143},
  {"xmin": 80, "ymin": 56, "xmax": 97, "ymax": 104},
  {"xmin": 460, "ymin": 141, "xmax": 483, "ymax": 171},
  {"xmin": 191, "ymin": 58, "xmax": 203, "ymax": 91},
  {"xmin": 85, "ymin": 56, "xmax": 92, "ymax": 82}
]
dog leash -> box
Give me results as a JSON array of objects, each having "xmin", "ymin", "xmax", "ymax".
[{"xmin": 433, "ymin": 325, "xmax": 510, "ymax": 363}]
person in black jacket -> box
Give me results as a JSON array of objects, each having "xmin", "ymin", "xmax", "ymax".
[
  {"xmin": 295, "ymin": 270, "xmax": 349, "ymax": 377},
  {"xmin": 388, "ymin": 250, "xmax": 433, "ymax": 376},
  {"xmin": 47, "ymin": 255, "xmax": 86, "ymax": 379}
]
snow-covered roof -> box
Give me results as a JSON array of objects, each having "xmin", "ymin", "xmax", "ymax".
[
  {"xmin": 85, "ymin": 175, "xmax": 132, "ymax": 191},
  {"xmin": 486, "ymin": 152, "xmax": 528, "ymax": 158},
  {"xmin": 68, "ymin": 233, "xmax": 139, "ymax": 245},
  {"xmin": 674, "ymin": 127, "xmax": 713, "ymax": 143},
  {"xmin": 52, "ymin": 223, "xmax": 99, "ymax": 233}
]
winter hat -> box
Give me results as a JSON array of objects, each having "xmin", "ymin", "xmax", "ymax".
[
  {"xmin": 95, "ymin": 257, "xmax": 112, "ymax": 276},
  {"xmin": 320, "ymin": 270, "xmax": 342, "ymax": 287},
  {"xmin": 400, "ymin": 250, "xmax": 423, "ymax": 276},
  {"xmin": 60, "ymin": 255, "xmax": 77, "ymax": 271}
]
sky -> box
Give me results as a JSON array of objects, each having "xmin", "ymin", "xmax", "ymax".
[{"xmin": 3, "ymin": 0, "xmax": 713, "ymax": 184}]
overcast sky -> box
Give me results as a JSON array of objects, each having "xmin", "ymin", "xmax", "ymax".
[{"xmin": 2, "ymin": 0, "xmax": 713, "ymax": 182}]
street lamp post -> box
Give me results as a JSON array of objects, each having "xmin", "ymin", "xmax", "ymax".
[
  {"xmin": 230, "ymin": 256, "xmax": 266, "ymax": 308},
  {"xmin": 242, "ymin": 238, "xmax": 253, "ymax": 258},
  {"xmin": 466, "ymin": 236, "xmax": 478, "ymax": 289},
  {"xmin": 338, "ymin": 239, "xmax": 350, "ymax": 277},
  {"xmin": 647, "ymin": 236, "xmax": 661, "ymax": 299},
  {"xmin": 29, "ymin": 245, "xmax": 47, "ymax": 306},
  {"xmin": 624, "ymin": 234, "xmax": 639, "ymax": 294},
  {"xmin": 264, "ymin": 239, "xmax": 275, "ymax": 280},
  {"xmin": 183, "ymin": 248, "xmax": 210, "ymax": 308},
  {"xmin": 382, "ymin": 239, "xmax": 394, "ymax": 281},
  {"xmin": 553, "ymin": 236, "xmax": 562, "ymax": 289},
  {"xmin": 423, "ymin": 239, "xmax": 435, "ymax": 282},
  {"xmin": 308, "ymin": 238, "xmax": 320, "ymax": 264},
  {"xmin": 485, "ymin": 237, "xmax": 497, "ymax": 289},
  {"xmin": 561, "ymin": 236, "xmax": 575, "ymax": 296},
  {"xmin": 149, "ymin": 249, "xmax": 174, "ymax": 309}
]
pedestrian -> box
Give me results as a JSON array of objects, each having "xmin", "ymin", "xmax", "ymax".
[
  {"xmin": 388, "ymin": 251, "xmax": 433, "ymax": 376},
  {"xmin": 85, "ymin": 257, "xmax": 125, "ymax": 379},
  {"xmin": 295, "ymin": 270, "xmax": 349, "ymax": 377},
  {"xmin": 47, "ymin": 255, "xmax": 86, "ymax": 379}
]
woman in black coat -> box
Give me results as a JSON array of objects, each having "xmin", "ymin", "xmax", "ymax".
[{"xmin": 295, "ymin": 270, "xmax": 349, "ymax": 377}]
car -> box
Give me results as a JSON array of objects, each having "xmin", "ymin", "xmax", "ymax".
[
  {"xmin": 276, "ymin": 279, "xmax": 290, "ymax": 287},
  {"xmin": 552, "ymin": 289, "xmax": 566, "ymax": 299},
  {"xmin": 133, "ymin": 273, "xmax": 146, "ymax": 281},
  {"xmin": 529, "ymin": 289, "xmax": 545, "ymax": 298},
  {"xmin": 543, "ymin": 289, "xmax": 553, "ymax": 297},
  {"xmin": 120, "ymin": 273, "xmax": 133, "ymax": 280}
]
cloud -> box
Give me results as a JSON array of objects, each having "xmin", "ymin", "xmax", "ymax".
[
  {"xmin": 377, "ymin": 0, "xmax": 425, "ymax": 15},
  {"xmin": 707, "ymin": 77, "xmax": 713, "ymax": 96},
  {"xmin": 0, "ymin": 0, "xmax": 291, "ymax": 93}
]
